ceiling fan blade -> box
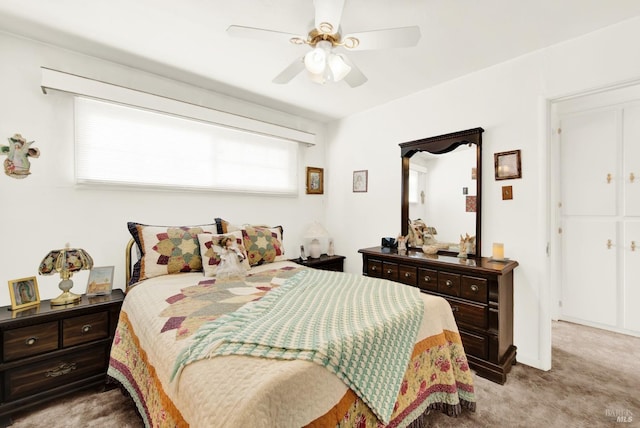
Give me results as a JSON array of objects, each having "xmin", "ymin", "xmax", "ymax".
[
  {"xmin": 272, "ymin": 57, "xmax": 306, "ymax": 84},
  {"xmin": 340, "ymin": 55, "xmax": 367, "ymax": 88},
  {"xmin": 342, "ymin": 26, "xmax": 421, "ymax": 51},
  {"xmin": 227, "ymin": 25, "xmax": 304, "ymax": 45},
  {"xmin": 314, "ymin": 0, "xmax": 345, "ymax": 34}
]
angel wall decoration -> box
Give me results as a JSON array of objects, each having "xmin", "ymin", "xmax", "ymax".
[{"xmin": 1, "ymin": 134, "xmax": 40, "ymax": 179}]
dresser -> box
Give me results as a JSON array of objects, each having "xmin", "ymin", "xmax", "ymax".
[
  {"xmin": 0, "ymin": 290, "xmax": 124, "ymax": 421},
  {"xmin": 359, "ymin": 247, "xmax": 517, "ymax": 384}
]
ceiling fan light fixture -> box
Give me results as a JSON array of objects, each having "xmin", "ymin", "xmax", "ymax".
[
  {"xmin": 304, "ymin": 40, "xmax": 331, "ymax": 75},
  {"xmin": 328, "ymin": 54, "xmax": 351, "ymax": 82}
]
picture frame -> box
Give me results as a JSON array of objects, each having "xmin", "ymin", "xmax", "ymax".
[
  {"xmin": 494, "ymin": 150, "xmax": 522, "ymax": 180},
  {"xmin": 8, "ymin": 276, "xmax": 40, "ymax": 310},
  {"xmin": 353, "ymin": 170, "xmax": 368, "ymax": 192},
  {"xmin": 85, "ymin": 266, "xmax": 114, "ymax": 296},
  {"xmin": 306, "ymin": 167, "xmax": 324, "ymax": 195}
]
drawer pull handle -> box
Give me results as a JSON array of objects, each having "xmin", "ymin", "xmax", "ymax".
[
  {"xmin": 387, "ymin": 270, "xmax": 393, "ymax": 274},
  {"xmin": 404, "ymin": 272, "xmax": 411, "ymax": 278},
  {"xmin": 25, "ymin": 336, "xmax": 38, "ymax": 346},
  {"xmin": 81, "ymin": 324, "xmax": 92, "ymax": 334},
  {"xmin": 470, "ymin": 284, "xmax": 479, "ymax": 292},
  {"xmin": 446, "ymin": 280, "xmax": 453, "ymax": 287},
  {"xmin": 451, "ymin": 306, "xmax": 459, "ymax": 312},
  {"xmin": 371, "ymin": 266, "xmax": 377, "ymax": 271},
  {"xmin": 45, "ymin": 362, "xmax": 77, "ymax": 378},
  {"xmin": 424, "ymin": 275, "xmax": 431, "ymax": 282}
]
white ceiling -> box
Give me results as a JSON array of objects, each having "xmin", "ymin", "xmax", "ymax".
[{"xmin": 1, "ymin": 0, "xmax": 640, "ymax": 122}]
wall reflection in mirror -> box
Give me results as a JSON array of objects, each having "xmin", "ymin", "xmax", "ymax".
[{"xmin": 408, "ymin": 146, "xmax": 476, "ymax": 252}]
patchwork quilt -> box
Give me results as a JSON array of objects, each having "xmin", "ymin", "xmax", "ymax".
[{"xmin": 108, "ymin": 261, "xmax": 475, "ymax": 427}]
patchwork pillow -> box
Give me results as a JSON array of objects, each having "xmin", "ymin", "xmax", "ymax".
[
  {"xmin": 241, "ymin": 225, "xmax": 285, "ymax": 266},
  {"xmin": 127, "ymin": 222, "xmax": 219, "ymax": 284},
  {"xmin": 198, "ymin": 231, "xmax": 251, "ymax": 277}
]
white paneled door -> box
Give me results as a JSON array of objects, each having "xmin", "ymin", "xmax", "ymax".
[{"xmin": 558, "ymin": 95, "xmax": 640, "ymax": 336}]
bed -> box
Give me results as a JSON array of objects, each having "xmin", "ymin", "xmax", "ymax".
[{"xmin": 107, "ymin": 221, "xmax": 475, "ymax": 427}]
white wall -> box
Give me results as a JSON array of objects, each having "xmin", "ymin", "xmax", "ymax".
[
  {"xmin": 325, "ymin": 17, "xmax": 640, "ymax": 370},
  {"xmin": 0, "ymin": 32, "xmax": 326, "ymax": 305}
]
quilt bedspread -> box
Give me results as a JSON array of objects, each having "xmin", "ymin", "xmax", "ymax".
[{"xmin": 107, "ymin": 262, "xmax": 475, "ymax": 427}]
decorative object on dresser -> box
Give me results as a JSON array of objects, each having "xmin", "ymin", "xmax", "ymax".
[
  {"xmin": 7, "ymin": 277, "xmax": 40, "ymax": 311},
  {"xmin": 0, "ymin": 290, "xmax": 124, "ymax": 424},
  {"xmin": 290, "ymin": 253, "xmax": 345, "ymax": 272},
  {"xmin": 400, "ymin": 127, "xmax": 484, "ymax": 257},
  {"xmin": 38, "ymin": 245, "xmax": 94, "ymax": 306},
  {"xmin": 359, "ymin": 246, "xmax": 518, "ymax": 384}
]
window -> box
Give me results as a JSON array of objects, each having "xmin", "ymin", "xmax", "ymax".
[{"xmin": 75, "ymin": 97, "xmax": 299, "ymax": 195}]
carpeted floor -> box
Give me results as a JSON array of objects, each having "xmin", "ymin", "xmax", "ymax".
[{"xmin": 8, "ymin": 321, "xmax": 640, "ymax": 427}]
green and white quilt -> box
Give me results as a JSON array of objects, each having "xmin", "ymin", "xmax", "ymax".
[{"xmin": 171, "ymin": 268, "xmax": 424, "ymax": 423}]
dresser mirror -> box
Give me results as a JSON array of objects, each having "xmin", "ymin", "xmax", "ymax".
[{"xmin": 400, "ymin": 127, "xmax": 483, "ymax": 257}]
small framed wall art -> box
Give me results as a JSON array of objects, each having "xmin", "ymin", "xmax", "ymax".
[
  {"xmin": 494, "ymin": 150, "xmax": 522, "ymax": 180},
  {"xmin": 8, "ymin": 276, "xmax": 40, "ymax": 310},
  {"xmin": 353, "ymin": 170, "xmax": 368, "ymax": 192},
  {"xmin": 306, "ymin": 167, "xmax": 324, "ymax": 194},
  {"xmin": 86, "ymin": 266, "xmax": 115, "ymax": 296}
]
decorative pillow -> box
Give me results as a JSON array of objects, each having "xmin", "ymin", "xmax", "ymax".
[
  {"xmin": 241, "ymin": 225, "xmax": 285, "ymax": 266},
  {"xmin": 198, "ymin": 232, "xmax": 251, "ymax": 277},
  {"xmin": 127, "ymin": 222, "xmax": 219, "ymax": 284}
]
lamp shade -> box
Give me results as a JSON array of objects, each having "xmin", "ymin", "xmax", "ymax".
[{"xmin": 38, "ymin": 245, "xmax": 93, "ymax": 306}]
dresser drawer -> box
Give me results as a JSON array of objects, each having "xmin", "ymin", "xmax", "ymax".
[
  {"xmin": 438, "ymin": 272, "xmax": 461, "ymax": 297},
  {"xmin": 382, "ymin": 262, "xmax": 398, "ymax": 281},
  {"xmin": 3, "ymin": 345, "xmax": 109, "ymax": 401},
  {"xmin": 460, "ymin": 330, "xmax": 488, "ymax": 360},
  {"xmin": 3, "ymin": 322, "xmax": 59, "ymax": 362},
  {"xmin": 447, "ymin": 299, "xmax": 487, "ymax": 329},
  {"xmin": 398, "ymin": 265, "xmax": 417, "ymax": 286},
  {"xmin": 63, "ymin": 312, "xmax": 109, "ymax": 348},
  {"xmin": 418, "ymin": 268, "xmax": 438, "ymax": 292},
  {"xmin": 460, "ymin": 276, "xmax": 488, "ymax": 303},
  {"xmin": 367, "ymin": 259, "xmax": 383, "ymax": 278}
]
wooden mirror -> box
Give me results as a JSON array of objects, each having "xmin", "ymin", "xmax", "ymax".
[{"xmin": 400, "ymin": 127, "xmax": 483, "ymax": 257}]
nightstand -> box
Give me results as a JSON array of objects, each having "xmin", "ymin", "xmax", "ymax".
[
  {"xmin": 0, "ymin": 290, "xmax": 124, "ymax": 422},
  {"xmin": 290, "ymin": 254, "xmax": 345, "ymax": 272}
]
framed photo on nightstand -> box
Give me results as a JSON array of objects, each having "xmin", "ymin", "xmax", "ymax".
[
  {"xmin": 8, "ymin": 276, "xmax": 40, "ymax": 310},
  {"xmin": 86, "ymin": 266, "xmax": 114, "ymax": 296}
]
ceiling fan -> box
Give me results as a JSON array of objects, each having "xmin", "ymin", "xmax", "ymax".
[{"xmin": 226, "ymin": 0, "xmax": 421, "ymax": 87}]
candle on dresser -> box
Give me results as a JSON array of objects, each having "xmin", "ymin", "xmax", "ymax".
[{"xmin": 493, "ymin": 243, "xmax": 505, "ymax": 260}]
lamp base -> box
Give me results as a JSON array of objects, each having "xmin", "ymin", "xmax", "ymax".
[{"xmin": 50, "ymin": 290, "xmax": 82, "ymax": 306}]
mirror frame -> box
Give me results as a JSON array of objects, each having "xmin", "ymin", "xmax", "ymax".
[{"xmin": 400, "ymin": 127, "xmax": 484, "ymax": 257}]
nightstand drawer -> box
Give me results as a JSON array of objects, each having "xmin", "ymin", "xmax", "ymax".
[
  {"xmin": 3, "ymin": 322, "xmax": 59, "ymax": 362},
  {"xmin": 4, "ymin": 345, "xmax": 109, "ymax": 401},
  {"xmin": 63, "ymin": 312, "xmax": 109, "ymax": 347}
]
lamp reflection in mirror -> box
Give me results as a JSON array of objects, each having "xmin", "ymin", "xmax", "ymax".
[
  {"xmin": 38, "ymin": 244, "xmax": 93, "ymax": 306},
  {"xmin": 304, "ymin": 41, "xmax": 351, "ymax": 84}
]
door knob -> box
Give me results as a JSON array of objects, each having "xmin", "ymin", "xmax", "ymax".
[
  {"xmin": 632, "ymin": 241, "xmax": 637, "ymax": 252},
  {"xmin": 607, "ymin": 239, "xmax": 613, "ymax": 249},
  {"xmin": 607, "ymin": 173, "xmax": 612, "ymax": 184},
  {"xmin": 631, "ymin": 172, "xmax": 636, "ymax": 183}
]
